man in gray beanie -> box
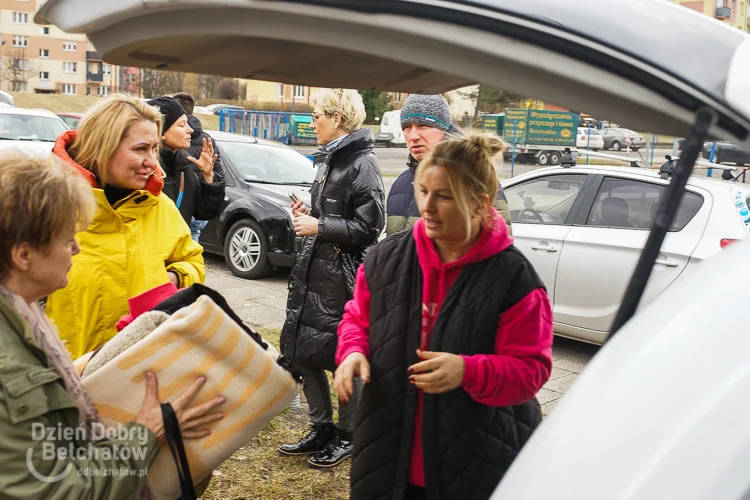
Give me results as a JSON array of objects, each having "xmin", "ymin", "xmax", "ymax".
[{"xmin": 385, "ymin": 94, "xmax": 511, "ymax": 236}]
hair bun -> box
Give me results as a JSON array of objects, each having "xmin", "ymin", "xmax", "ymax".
[{"xmin": 467, "ymin": 133, "xmax": 505, "ymax": 159}]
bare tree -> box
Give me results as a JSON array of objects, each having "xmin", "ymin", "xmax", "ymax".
[
  {"xmin": 197, "ymin": 74, "xmax": 223, "ymax": 98},
  {"xmin": 1, "ymin": 47, "xmax": 35, "ymax": 93},
  {"xmin": 141, "ymin": 69, "xmax": 186, "ymax": 98},
  {"xmin": 458, "ymin": 85, "xmax": 525, "ymax": 120}
]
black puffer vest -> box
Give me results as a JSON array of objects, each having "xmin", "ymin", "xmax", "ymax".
[{"xmin": 351, "ymin": 230, "xmax": 544, "ymax": 500}]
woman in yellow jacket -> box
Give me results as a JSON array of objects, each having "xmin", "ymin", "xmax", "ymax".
[{"xmin": 47, "ymin": 94, "xmax": 209, "ymax": 359}]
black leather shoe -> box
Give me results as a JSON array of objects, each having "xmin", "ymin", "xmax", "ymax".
[
  {"xmin": 278, "ymin": 424, "xmax": 336, "ymax": 456},
  {"xmin": 307, "ymin": 430, "xmax": 353, "ymax": 468}
]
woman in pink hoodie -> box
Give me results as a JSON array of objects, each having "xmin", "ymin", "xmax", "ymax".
[{"xmin": 334, "ymin": 134, "xmax": 553, "ymax": 500}]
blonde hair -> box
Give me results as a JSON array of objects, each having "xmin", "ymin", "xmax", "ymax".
[
  {"xmin": 310, "ymin": 88, "xmax": 366, "ymax": 132},
  {"xmin": 0, "ymin": 151, "xmax": 94, "ymax": 279},
  {"xmin": 69, "ymin": 94, "xmax": 163, "ymax": 185},
  {"xmin": 415, "ymin": 133, "xmax": 504, "ymax": 241}
]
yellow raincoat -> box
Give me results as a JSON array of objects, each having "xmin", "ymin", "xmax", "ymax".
[{"xmin": 47, "ymin": 131, "xmax": 205, "ymax": 359}]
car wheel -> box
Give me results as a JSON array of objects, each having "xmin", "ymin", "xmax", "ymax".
[
  {"xmin": 611, "ymin": 141, "xmax": 621, "ymax": 151},
  {"xmin": 224, "ymin": 219, "xmax": 273, "ymax": 280},
  {"xmin": 549, "ymin": 151, "xmax": 562, "ymax": 165},
  {"xmin": 537, "ymin": 152, "xmax": 550, "ymax": 165}
]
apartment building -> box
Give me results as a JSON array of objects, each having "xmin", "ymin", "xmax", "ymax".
[
  {"xmin": 673, "ymin": 0, "xmax": 750, "ymax": 30},
  {"xmin": 0, "ymin": 0, "xmax": 140, "ymax": 96}
]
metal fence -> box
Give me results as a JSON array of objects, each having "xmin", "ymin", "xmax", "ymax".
[{"xmin": 218, "ymin": 109, "xmax": 317, "ymax": 146}]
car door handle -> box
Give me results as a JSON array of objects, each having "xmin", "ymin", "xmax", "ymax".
[
  {"xmin": 654, "ymin": 258, "xmax": 678, "ymax": 267},
  {"xmin": 531, "ymin": 244, "xmax": 558, "ymax": 252}
]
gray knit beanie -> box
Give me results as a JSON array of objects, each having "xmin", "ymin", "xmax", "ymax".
[{"xmin": 400, "ymin": 94, "xmax": 452, "ymax": 132}]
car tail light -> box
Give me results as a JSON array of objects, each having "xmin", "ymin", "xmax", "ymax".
[{"xmin": 720, "ymin": 238, "xmax": 738, "ymax": 248}]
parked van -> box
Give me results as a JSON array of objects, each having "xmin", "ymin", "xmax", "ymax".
[{"xmin": 375, "ymin": 110, "xmax": 406, "ymax": 147}]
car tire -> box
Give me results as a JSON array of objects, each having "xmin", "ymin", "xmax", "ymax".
[
  {"xmin": 612, "ymin": 141, "xmax": 622, "ymax": 151},
  {"xmin": 537, "ymin": 152, "xmax": 550, "ymax": 165},
  {"xmin": 224, "ymin": 219, "xmax": 273, "ymax": 280},
  {"xmin": 549, "ymin": 151, "xmax": 562, "ymax": 165}
]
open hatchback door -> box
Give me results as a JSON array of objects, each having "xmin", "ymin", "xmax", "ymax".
[{"xmin": 37, "ymin": 1, "xmax": 750, "ymax": 499}]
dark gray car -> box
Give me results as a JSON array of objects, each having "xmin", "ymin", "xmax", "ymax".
[{"xmin": 601, "ymin": 128, "xmax": 646, "ymax": 151}]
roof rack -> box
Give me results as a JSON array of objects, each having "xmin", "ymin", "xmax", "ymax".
[{"xmin": 560, "ymin": 148, "xmax": 577, "ymax": 168}]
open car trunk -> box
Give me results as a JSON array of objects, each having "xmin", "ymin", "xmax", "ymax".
[
  {"xmin": 35, "ymin": 1, "xmax": 750, "ymax": 499},
  {"xmin": 37, "ymin": 0, "xmax": 750, "ymax": 149}
]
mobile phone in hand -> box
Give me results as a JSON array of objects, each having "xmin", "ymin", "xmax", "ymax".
[{"xmin": 289, "ymin": 191, "xmax": 301, "ymax": 204}]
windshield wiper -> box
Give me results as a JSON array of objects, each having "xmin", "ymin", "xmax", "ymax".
[{"xmin": 607, "ymin": 108, "xmax": 716, "ymax": 342}]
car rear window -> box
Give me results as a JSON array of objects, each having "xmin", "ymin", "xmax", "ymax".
[{"xmin": 587, "ymin": 177, "xmax": 703, "ymax": 231}]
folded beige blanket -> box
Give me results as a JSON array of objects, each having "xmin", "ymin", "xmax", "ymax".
[{"xmin": 81, "ymin": 295, "xmax": 300, "ymax": 500}]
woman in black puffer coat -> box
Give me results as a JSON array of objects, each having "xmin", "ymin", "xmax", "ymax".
[{"xmin": 279, "ymin": 88, "xmax": 385, "ymax": 469}]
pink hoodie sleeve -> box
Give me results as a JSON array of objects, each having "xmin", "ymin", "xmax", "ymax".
[
  {"xmin": 460, "ymin": 288, "xmax": 553, "ymax": 407},
  {"xmin": 335, "ymin": 264, "xmax": 372, "ymax": 365}
]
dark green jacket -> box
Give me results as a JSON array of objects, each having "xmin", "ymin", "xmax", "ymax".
[{"xmin": 0, "ymin": 295, "xmax": 159, "ymax": 499}]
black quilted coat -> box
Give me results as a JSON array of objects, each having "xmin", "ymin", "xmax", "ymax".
[{"xmin": 280, "ymin": 129, "xmax": 385, "ymax": 371}]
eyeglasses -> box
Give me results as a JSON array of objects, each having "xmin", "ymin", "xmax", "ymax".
[{"xmin": 312, "ymin": 112, "xmax": 335, "ymax": 121}]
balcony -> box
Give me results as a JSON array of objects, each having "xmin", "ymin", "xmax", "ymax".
[
  {"xmin": 715, "ymin": 6, "xmax": 732, "ymax": 18},
  {"xmin": 87, "ymin": 72, "xmax": 103, "ymax": 82},
  {"xmin": 86, "ymin": 50, "xmax": 101, "ymax": 61}
]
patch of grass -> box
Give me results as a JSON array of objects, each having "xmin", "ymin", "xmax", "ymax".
[
  {"xmin": 197, "ymin": 113, "xmax": 220, "ymax": 132},
  {"xmin": 10, "ymin": 92, "xmax": 222, "ymax": 133},
  {"xmin": 11, "ymin": 93, "xmax": 101, "ymax": 114},
  {"xmin": 202, "ymin": 328, "xmax": 350, "ymax": 500}
]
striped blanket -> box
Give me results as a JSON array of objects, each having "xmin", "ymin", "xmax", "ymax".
[{"xmin": 80, "ymin": 294, "xmax": 300, "ymax": 500}]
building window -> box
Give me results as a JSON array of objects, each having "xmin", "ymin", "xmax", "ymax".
[
  {"xmin": 12, "ymin": 58, "xmax": 30, "ymax": 71},
  {"xmin": 102, "ymin": 64, "xmax": 111, "ymax": 76},
  {"xmin": 12, "ymin": 36, "xmax": 29, "ymax": 48},
  {"xmin": 62, "ymin": 84, "xmax": 77, "ymax": 95},
  {"xmin": 278, "ymin": 84, "xmax": 285, "ymax": 98},
  {"xmin": 13, "ymin": 12, "xmax": 29, "ymax": 24},
  {"xmin": 126, "ymin": 73, "xmax": 137, "ymax": 83},
  {"xmin": 39, "ymin": 71, "xmax": 49, "ymax": 80},
  {"xmin": 293, "ymin": 85, "xmax": 305, "ymax": 98},
  {"xmin": 62, "ymin": 41, "xmax": 77, "ymax": 52},
  {"xmin": 87, "ymin": 62, "xmax": 100, "ymax": 73},
  {"xmin": 86, "ymin": 86, "xmax": 92, "ymax": 96},
  {"xmin": 63, "ymin": 62, "xmax": 77, "ymax": 73},
  {"xmin": 39, "ymin": 49, "xmax": 50, "ymax": 58},
  {"xmin": 12, "ymin": 82, "xmax": 28, "ymax": 93},
  {"xmin": 97, "ymin": 86, "xmax": 110, "ymax": 97},
  {"xmin": 40, "ymin": 27, "xmax": 50, "ymax": 35}
]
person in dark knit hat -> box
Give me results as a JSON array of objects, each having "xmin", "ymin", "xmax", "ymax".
[
  {"xmin": 172, "ymin": 92, "xmax": 225, "ymax": 241},
  {"xmin": 385, "ymin": 94, "xmax": 512, "ymax": 236},
  {"xmin": 148, "ymin": 96, "xmax": 225, "ymax": 227}
]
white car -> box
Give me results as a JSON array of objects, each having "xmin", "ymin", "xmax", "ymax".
[
  {"xmin": 0, "ymin": 107, "xmax": 69, "ymax": 154},
  {"xmin": 576, "ymin": 127, "xmax": 604, "ymax": 150},
  {"xmin": 503, "ymin": 165, "xmax": 750, "ymax": 344}
]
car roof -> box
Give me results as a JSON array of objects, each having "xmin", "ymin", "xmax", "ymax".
[
  {"xmin": 0, "ymin": 107, "xmax": 59, "ymax": 118},
  {"xmin": 57, "ymin": 112, "xmax": 83, "ymax": 118},
  {"xmin": 515, "ymin": 164, "xmax": 739, "ymax": 192},
  {"xmin": 35, "ymin": 0, "xmax": 750, "ymax": 149},
  {"xmin": 208, "ymin": 130, "xmax": 294, "ymax": 150}
]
